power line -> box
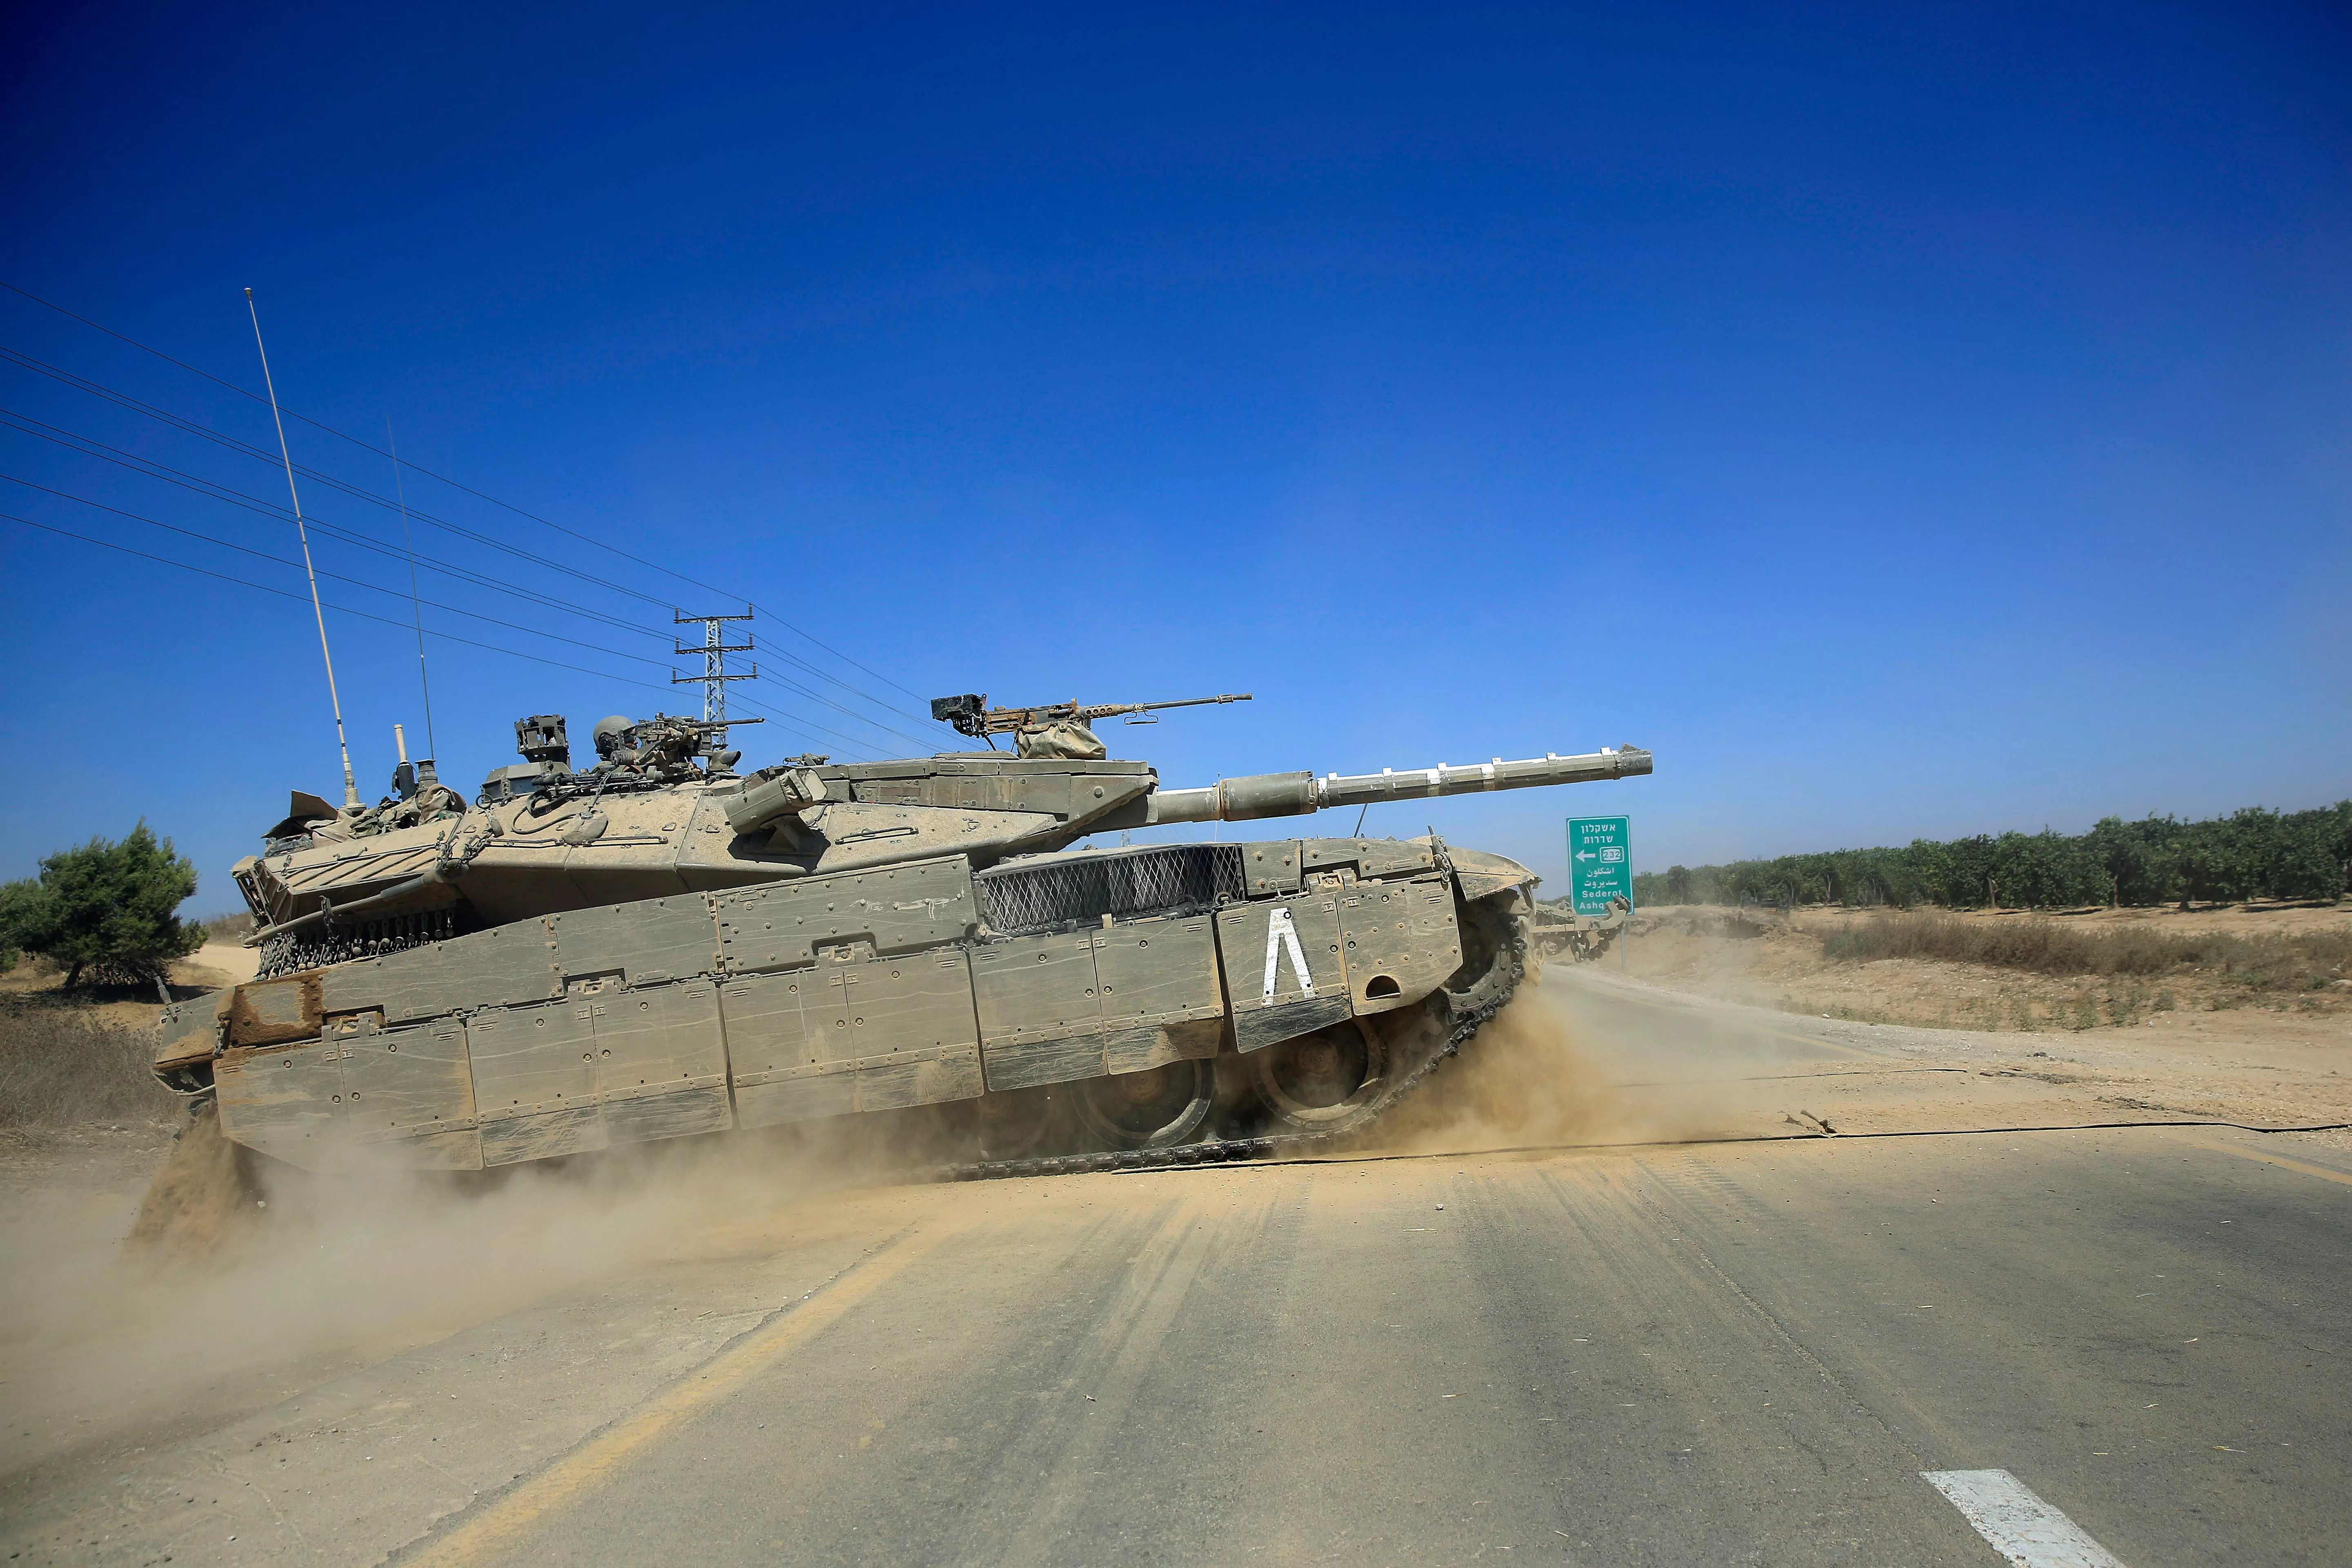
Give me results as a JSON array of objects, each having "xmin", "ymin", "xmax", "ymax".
[
  {"xmin": 6, "ymin": 432, "xmax": 941, "ymax": 758},
  {"xmin": 0, "ymin": 509, "xmax": 802, "ymax": 728},
  {"xmin": 1, "ymin": 345, "xmax": 683, "ymax": 620},
  {"xmin": 3, "ymin": 479, "xmax": 898, "ymax": 759},
  {"xmin": 0, "ymin": 405, "xmax": 674, "ymax": 639},
  {"xmin": 0, "ymin": 411, "xmax": 677, "ymax": 644},
  {"xmin": 0, "ymin": 410, "xmax": 944, "ymax": 748},
  {"xmin": 0, "ymin": 376, "xmax": 685, "ymax": 612},
  {"xmin": 2, "ymin": 509, "xmax": 865, "ymax": 760},
  {"xmin": 386, "ymin": 416, "xmax": 437, "ymax": 760},
  {"xmin": 728, "ymin": 691, "xmax": 875, "ymax": 758},
  {"xmin": 0, "ymin": 279, "xmax": 931, "ymax": 707},
  {"xmin": 747, "ymin": 663, "xmax": 934, "ymax": 748},
  {"xmin": 0, "ymin": 347, "xmax": 938, "ymax": 731},
  {"xmin": 0, "ymin": 474, "xmax": 674, "ymax": 670}
]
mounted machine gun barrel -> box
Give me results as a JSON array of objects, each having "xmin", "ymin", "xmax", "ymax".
[{"xmin": 931, "ymin": 691, "xmax": 1252, "ymax": 740}]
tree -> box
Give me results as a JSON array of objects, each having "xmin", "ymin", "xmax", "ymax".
[
  {"xmin": 1636, "ymin": 798, "xmax": 2350, "ymax": 913},
  {"xmin": 0, "ymin": 823, "xmax": 203, "ymax": 999},
  {"xmin": 2172, "ymin": 817, "xmax": 2244, "ymax": 907},
  {"xmin": 2245, "ymin": 806, "xmax": 2347, "ymax": 902},
  {"xmin": 2087, "ymin": 815, "xmax": 2177, "ymax": 906},
  {"xmin": 0, "ymin": 877, "xmax": 52, "ymax": 971}
]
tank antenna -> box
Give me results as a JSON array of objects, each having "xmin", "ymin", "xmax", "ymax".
[
  {"xmin": 245, "ymin": 288, "xmax": 360, "ymax": 811},
  {"xmin": 385, "ymin": 415, "xmax": 437, "ymax": 761}
]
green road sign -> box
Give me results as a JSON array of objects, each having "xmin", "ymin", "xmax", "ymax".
[{"xmin": 1567, "ymin": 815, "xmax": 1631, "ymax": 915}]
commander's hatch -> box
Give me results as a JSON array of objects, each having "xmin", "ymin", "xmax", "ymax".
[{"xmin": 263, "ymin": 789, "xmax": 338, "ymax": 840}]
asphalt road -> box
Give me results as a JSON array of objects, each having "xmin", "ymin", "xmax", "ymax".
[{"xmin": 6, "ymin": 975, "xmax": 2348, "ymax": 1567}]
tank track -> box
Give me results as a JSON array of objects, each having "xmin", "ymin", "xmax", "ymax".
[{"xmin": 933, "ymin": 915, "xmax": 1527, "ymax": 1183}]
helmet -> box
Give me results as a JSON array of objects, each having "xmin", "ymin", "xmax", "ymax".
[{"xmin": 590, "ymin": 715, "xmax": 637, "ymax": 760}]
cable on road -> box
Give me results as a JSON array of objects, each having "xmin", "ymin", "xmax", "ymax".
[
  {"xmin": 1139, "ymin": 1116, "xmax": 2352, "ymax": 1178},
  {"xmin": 1610, "ymin": 1068, "xmax": 1975, "ymax": 1088}
]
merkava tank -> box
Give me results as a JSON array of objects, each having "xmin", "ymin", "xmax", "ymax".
[
  {"xmin": 154, "ymin": 694, "xmax": 1650, "ymax": 1178},
  {"xmin": 1528, "ymin": 897, "xmax": 1633, "ymax": 967}
]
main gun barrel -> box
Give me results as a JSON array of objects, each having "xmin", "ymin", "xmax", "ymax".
[{"xmin": 1142, "ymin": 746, "xmax": 1652, "ymax": 825}]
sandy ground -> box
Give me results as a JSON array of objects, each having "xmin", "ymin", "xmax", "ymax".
[
  {"xmin": 0, "ymin": 942, "xmax": 260, "ymax": 1032},
  {"xmin": 1562, "ymin": 968, "xmax": 2352, "ymax": 1146},
  {"xmin": 181, "ymin": 941, "xmax": 261, "ymax": 989},
  {"xmin": 1607, "ymin": 901, "xmax": 2351, "ymax": 1032},
  {"xmin": 1573, "ymin": 903, "xmax": 2352, "ymax": 1154}
]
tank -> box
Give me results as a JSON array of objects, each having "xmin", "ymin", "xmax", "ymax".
[
  {"xmin": 153, "ymin": 695, "xmax": 1651, "ymax": 1177},
  {"xmin": 1528, "ymin": 897, "xmax": 1632, "ymax": 966}
]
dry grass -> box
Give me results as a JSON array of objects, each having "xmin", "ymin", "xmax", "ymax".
[
  {"xmin": 0, "ymin": 1000, "xmax": 180, "ymax": 1128},
  {"xmin": 1821, "ymin": 911, "xmax": 2352, "ymax": 997}
]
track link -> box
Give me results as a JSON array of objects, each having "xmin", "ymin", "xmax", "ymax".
[{"xmin": 934, "ymin": 918, "xmax": 1528, "ymax": 1183}]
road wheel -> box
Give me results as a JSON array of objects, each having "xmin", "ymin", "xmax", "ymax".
[
  {"xmin": 1074, "ymin": 1061, "xmax": 1215, "ymax": 1150},
  {"xmin": 971, "ymin": 1085, "xmax": 1067, "ymax": 1160},
  {"xmin": 1250, "ymin": 1018, "xmax": 1392, "ymax": 1133}
]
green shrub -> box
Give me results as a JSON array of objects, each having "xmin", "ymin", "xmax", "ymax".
[
  {"xmin": 1820, "ymin": 911, "xmax": 2352, "ymax": 996},
  {"xmin": 0, "ymin": 823, "xmax": 203, "ymax": 995}
]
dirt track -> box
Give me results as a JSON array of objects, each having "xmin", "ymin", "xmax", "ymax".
[
  {"xmin": 1615, "ymin": 901, "xmax": 2351, "ymax": 1033},
  {"xmin": 1603, "ymin": 904, "xmax": 2352, "ymax": 1145}
]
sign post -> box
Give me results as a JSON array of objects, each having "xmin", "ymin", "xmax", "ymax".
[
  {"xmin": 1566, "ymin": 815, "xmax": 1631, "ymax": 915},
  {"xmin": 1568, "ymin": 815, "xmax": 1632, "ymax": 970}
]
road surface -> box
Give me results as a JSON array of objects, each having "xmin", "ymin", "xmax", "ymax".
[{"xmin": 4, "ymin": 973, "xmax": 2346, "ymax": 1566}]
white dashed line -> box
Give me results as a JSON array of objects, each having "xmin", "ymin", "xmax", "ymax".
[{"xmin": 1922, "ymin": 1470, "xmax": 2128, "ymax": 1568}]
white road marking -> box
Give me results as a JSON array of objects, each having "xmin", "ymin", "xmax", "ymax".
[{"xmin": 1922, "ymin": 1470, "xmax": 2129, "ymax": 1568}]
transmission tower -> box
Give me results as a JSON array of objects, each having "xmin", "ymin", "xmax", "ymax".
[{"xmin": 672, "ymin": 608, "xmax": 757, "ymax": 737}]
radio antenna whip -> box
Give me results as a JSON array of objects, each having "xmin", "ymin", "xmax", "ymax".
[
  {"xmin": 385, "ymin": 415, "xmax": 437, "ymax": 762},
  {"xmin": 246, "ymin": 287, "xmax": 360, "ymax": 810}
]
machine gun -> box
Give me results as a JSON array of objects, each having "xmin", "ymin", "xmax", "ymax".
[
  {"xmin": 931, "ymin": 692, "xmax": 1251, "ymax": 758},
  {"xmin": 593, "ymin": 712, "xmax": 763, "ymax": 777}
]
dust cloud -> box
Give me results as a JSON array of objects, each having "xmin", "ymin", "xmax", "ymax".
[
  {"xmin": 2, "ymin": 976, "xmax": 1751, "ymax": 1469},
  {"xmin": 123, "ymin": 1101, "xmax": 256, "ymax": 1262},
  {"xmin": 0, "ymin": 1110, "xmax": 943, "ymax": 1475},
  {"xmin": 1366, "ymin": 979, "xmax": 1748, "ymax": 1158}
]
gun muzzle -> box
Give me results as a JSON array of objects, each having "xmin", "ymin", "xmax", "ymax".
[{"xmin": 1144, "ymin": 747, "xmax": 1650, "ymax": 825}]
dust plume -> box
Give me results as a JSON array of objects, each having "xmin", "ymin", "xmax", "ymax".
[
  {"xmin": 122, "ymin": 1099, "xmax": 256, "ymax": 1262},
  {"xmin": 0, "ymin": 1106, "xmax": 951, "ymax": 1478},
  {"xmin": 1366, "ymin": 979, "xmax": 1749, "ymax": 1157}
]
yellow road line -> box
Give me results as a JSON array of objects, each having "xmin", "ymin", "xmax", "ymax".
[
  {"xmin": 403, "ymin": 1227, "xmax": 941, "ymax": 1568},
  {"xmin": 2167, "ymin": 1132, "xmax": 2352, "ymax": 1189}
]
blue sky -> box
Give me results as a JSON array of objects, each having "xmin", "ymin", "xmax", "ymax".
[{"xmin": 2, "ymin": 2, "xmax": 2345, "ymax": 907}]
